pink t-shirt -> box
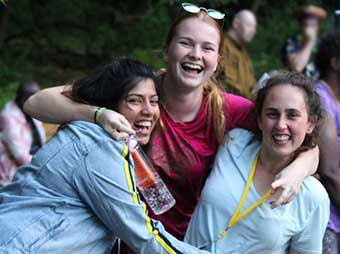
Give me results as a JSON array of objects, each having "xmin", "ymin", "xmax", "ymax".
[{"xmin": 145, "ymin": 93, "xmax": 255, "ymax": 239}]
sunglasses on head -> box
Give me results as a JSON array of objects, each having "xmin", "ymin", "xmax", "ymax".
[{"xmin": 181, "ymin": 2, "xmax": 225, "ymax": 20}]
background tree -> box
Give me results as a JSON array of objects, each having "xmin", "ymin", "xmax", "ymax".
[{"xmin": 0, "ymin": 0, "xmax": 336, "ymax": 107}]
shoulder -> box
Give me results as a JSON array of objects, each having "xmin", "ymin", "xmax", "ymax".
[
  {"xmin": 315, "ymin": 81, "xmax": 329, "ymax": 96},
  {"xmin": 221, "ymin": 128, "xmax": 259, "ymax": 156},
  {"xmin": 63, "ymin": 121, "xmax": 125, "ymax": 154},
  {"xmin": 228, "ymin": 128, "xmax": 254, "ymax": 142},
  {"xmin": 299, "ymin": 176, "xmax": 330, "ymax": 211},
  {"xmin": 222, "ymin": 93, "xmax": 256, "ymax": 130},
  {"xmin": 315, "ymin": 82, "xmax": 338, "ymax": 110},
  {"xmin": 222, "ymin": 92, "xmax": 254, "ymax": 108}
]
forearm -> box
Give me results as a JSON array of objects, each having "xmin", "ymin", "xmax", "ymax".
[
  {"xmin": 292, "ymin": 146, "xmax": 319, "ymax": 177},
  {"xmin": 287, "ymin": 41, "xmax": 314, "ymax": 72},
  {"xmin": 23, "ymin": 85, "xmax": 97, "ymax": 124}
]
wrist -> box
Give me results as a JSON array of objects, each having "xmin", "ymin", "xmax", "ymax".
[{"xmin": 94, "ymin": 107, "xmax": 106, "ymax": 124}]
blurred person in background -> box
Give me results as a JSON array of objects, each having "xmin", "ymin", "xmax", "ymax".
[
  {"xmin": 281, "ymin": 5, "xmax": 327, "ymax": 80},
  {"xmin": 217, "ymin": 9, "xmax": 257, "ymax": 99},
  {"xmin": 315, "ymin": 29, "xmax": 340, "ymax": 254},
  {"xmin": 0, "ymin": 81, "xmax": 45, "ymax": 186}
]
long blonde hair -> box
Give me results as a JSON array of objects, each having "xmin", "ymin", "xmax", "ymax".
[{"xmin": 164, "ymin": 11, "xmax": 226, "ymax": 144}]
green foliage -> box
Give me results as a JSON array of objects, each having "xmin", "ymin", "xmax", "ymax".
[
  {"xmin": 0, "ymin": 82, "xmax": 17, "ymax": 109},
  {"xmin": 0, "ymin": 0, "xmax": 337, "ymax": 105}
]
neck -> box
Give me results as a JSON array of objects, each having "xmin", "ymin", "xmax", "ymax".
[
  {"xmin": 258, "ymin": 148, "xmax": 294, "ymax": 175},
  {"xmin": 227, "ymin": 29, "xmax": 243, "ymax": 47},
  {"xmin": 162, "ymin": 74, "xmax": 204, "ymax": 122},
  {"xmin": 323, "ymin": 74, "xmax": 340, "ymax": 100}
]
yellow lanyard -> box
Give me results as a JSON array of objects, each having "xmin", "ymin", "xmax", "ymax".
[{"xmin": 218, "ymin": 152, "xmax": 272, "ymax": 239}]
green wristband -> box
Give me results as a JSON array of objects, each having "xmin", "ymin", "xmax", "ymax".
[{"xmin": 94, "ymin": 107, "xmax": 106, "ymax": 124}]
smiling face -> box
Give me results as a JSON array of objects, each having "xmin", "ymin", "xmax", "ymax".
[
  {"xmin": 258, "ymin": 85, "xmax": 315, "ymax": 160},
  {"xmin": 163, "ymin": 16, "xmax": 221, "ymax": 92},
  {"xmin": 117, "ymin": 78, "xmax": 160, "ymax": 145}
]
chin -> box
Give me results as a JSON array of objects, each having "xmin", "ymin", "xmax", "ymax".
[
  {"xmin": 271, "ymin": 147, "xmax": 296, "ymax": 158},
  {"xmin": 136, "ymin": 136, "xmax": 150, "ymax": 145}
]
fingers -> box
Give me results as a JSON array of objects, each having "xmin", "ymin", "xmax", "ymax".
[
  {"xmin": 116, "ymin": 117, "xmax": 135, "ymax": 135},
  {"xmin": 97, "ymin": 109, "xmax": 135, "ymax": 139},
  {"xmin": 109, "ymin": 129, "xmax": 130, "ymax": 141},
  {"xmin": 270, "ymin": 187, "xmax": 292, "ymax": 209}
]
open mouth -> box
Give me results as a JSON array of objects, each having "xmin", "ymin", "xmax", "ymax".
[
  {"xmin": 181, "ymin": 62, "xmax": 204, "ymax": 74},
  {"xmin": 272, "ymin": 134, "xmax": 291, "ymax": 143},
  {"xmin": 133, "ymin": 121, "xmax": 152, "ymax": 134}
]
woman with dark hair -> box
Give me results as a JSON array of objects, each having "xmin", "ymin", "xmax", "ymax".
[
  {"xmin": 24, "ymin": 3, "xmax": 319, "ymax": 246},
  {"xmin": 185, "ymin": 71, "xmax": 330, "ymax": 253},
  {"xmin": 0, "ymin": 58, "xmax": 212, "ymax": 254}
]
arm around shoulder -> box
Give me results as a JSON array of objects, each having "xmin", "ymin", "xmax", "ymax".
[{"xmin": 23, "ymin": 85, "xmax": 97, "ymax": 124}]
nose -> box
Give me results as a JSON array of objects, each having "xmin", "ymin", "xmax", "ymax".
[
  {"xmin": 275, "ymin": 116, "xmax": 288, "ymax": 130},
  {"xmin": 141, "ymin": 101, "xmax": 154, "ymax": 116},
  {"xmin": 188, "ymin": 45, "xmax": 201, "ymax": 60}
]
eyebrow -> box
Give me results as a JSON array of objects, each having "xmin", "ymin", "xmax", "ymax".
[
  {"xmin": 176, "ymin": 36, "xmax": 218, "ymax": 47},
  {"xmin": 126, "ymin": 93, "xmax": 158, "ymax": 98},
  {"xmin": 264, "ymin": 107, "xmax": 301, "ymax": 113}
]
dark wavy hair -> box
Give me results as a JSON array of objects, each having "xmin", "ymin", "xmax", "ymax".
[
  {"xmin": 65, "ymin": 58, "xmax": 157, "ymax": 110},
  {"xmin": 315, "ymin": 29, "xmax": 340, "ymax": 79},
  {"xmin": 255, "ymin": 70, "xmax": 323, "ymax": 150}
]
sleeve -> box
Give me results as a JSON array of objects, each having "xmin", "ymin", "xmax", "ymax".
[
  {"xmin": 0, "ymin": 113, "xmax": 30, "ymax": 165},
  {"xmin": 290, "ymin": 191, "xmax": 330, "ymax": 253},
  {"xmin": 223, "ymin": 93, "xmax": 256, "ymax": 131},
  {"xmin": 315, "ymin": 85, "xmax": 336, "ymax": 119},
  {"xmin": 74, "ymin": 141, "xmax": 211, "ymax": 254}
]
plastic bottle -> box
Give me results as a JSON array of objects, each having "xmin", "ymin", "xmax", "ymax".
[{"xmin": 129, "ymin": 137, "xmax": 176, "ymax": 215}]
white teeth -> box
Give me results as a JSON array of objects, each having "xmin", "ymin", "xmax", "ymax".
[
  {"xmin": 135, "ymin": 121, "xmax": 151, "ymax": 127},
  {"xmin": 182, "ymin": 63, "xmax": 203, "ymax": 71},
  {"xmin": 273, "ymin": 135, "xmax": 290, "ymax": 141}
]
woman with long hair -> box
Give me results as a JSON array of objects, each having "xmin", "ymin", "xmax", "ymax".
[
  {"xmin": 185, "ymin": 71, "xmax": 329, "ymax": 253},
  {"xmin": 24, "ymin": 3, "xmax": 319, "ymax": 244},
  {"xmin": 0, "ymin": 59, "xmax": 211, "ymax": 254}
]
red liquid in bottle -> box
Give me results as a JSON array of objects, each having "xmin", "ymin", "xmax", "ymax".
[{"xmin": 131, "ymin": 150, "xmax": 156, "ymax": 189}]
